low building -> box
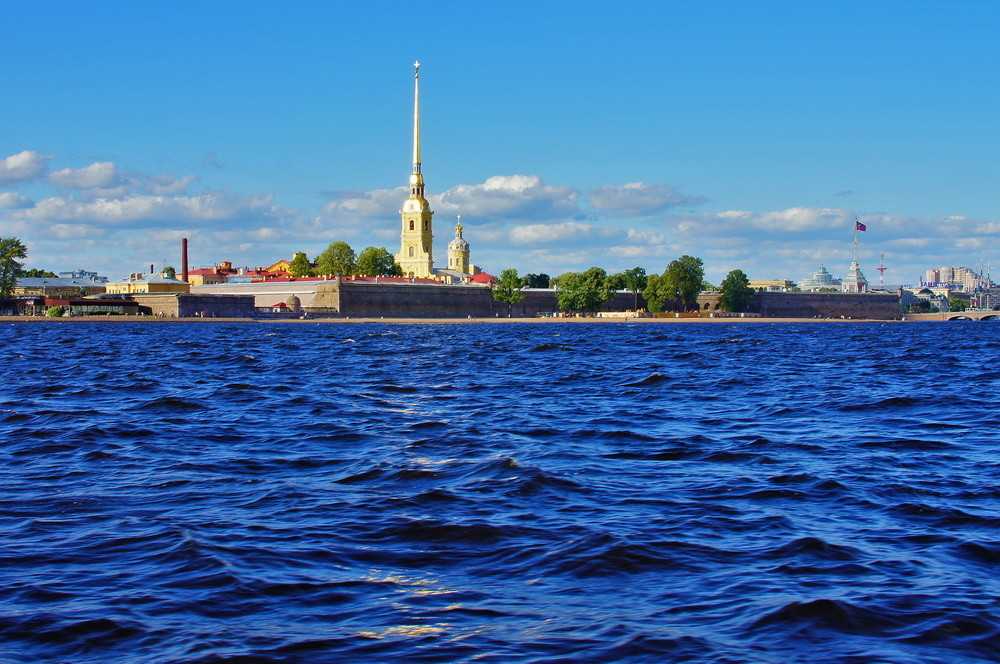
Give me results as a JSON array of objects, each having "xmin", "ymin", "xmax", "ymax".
[
  {"xmin": 43, "ymin": 298, "xmax": 140, "ymax": 316},
  {"xmin": 106, "ymin": 274, "xmax": 191, "ymax": 295},
  {"xmin": 14, "ymin": 277, "xmax": 107, "ymax": 298},
  {"xmin": 0, "ymin": 296, "xmax": 46, "ymax": 316},
  {"xmin": 749, "ymin": 279, "xmax": 795, "ymax": 292}
]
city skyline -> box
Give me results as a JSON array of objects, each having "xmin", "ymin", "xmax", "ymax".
[{"xmin": 2, "ymin": 2, "xmax": 997, "ymax": 283}]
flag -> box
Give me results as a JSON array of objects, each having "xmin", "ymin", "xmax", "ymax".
[{"xmin": 855, "ymin": 220, "xmax": 867, "ymax": 232}]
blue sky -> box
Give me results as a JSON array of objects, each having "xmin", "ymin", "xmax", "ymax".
[{"xmin": 2, "ymin": 1, "xmax": 997, "ymax": 283}]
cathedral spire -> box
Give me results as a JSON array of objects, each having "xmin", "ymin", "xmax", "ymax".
[{"xmin": 412, "ymin": 60, "xmax": 421, "ymax": 174}]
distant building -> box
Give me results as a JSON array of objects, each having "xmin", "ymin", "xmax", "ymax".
[
  {"xmin": 105, "ymin": 273, "xmax": 190, "ymax": 295},
  {"xmin": 841, "ymin": 260, "xmax": 869, "ymax": 293},
  {"xmin": 15, "ymin": 277, "xmax": 106, "ymax": 298},
  {"xmin": 922, "ymin": 266, "xmax": 991, "ymax": 292},
  {"xmin": 57, "ymin": 270, "xmax": 108, "ymax": 283},
  {"xmin": 798, "ymin": 266, "xmax": 842, "ymax": 291},
  {"xmin": 749, "ymin": 279, "xmax": 795, "ymax": 292}
]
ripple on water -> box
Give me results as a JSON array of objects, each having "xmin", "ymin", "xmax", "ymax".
[{"xmin": 0, "ymin": 321, "xmax": 997, "ymax": 662}]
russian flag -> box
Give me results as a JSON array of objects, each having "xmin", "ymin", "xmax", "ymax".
[{"xmin": 855, "ymin": 220, "xmax": 867, "ymax": 232}]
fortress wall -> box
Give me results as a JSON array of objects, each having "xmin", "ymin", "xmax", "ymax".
[
  {"xmin": 129, "ymin": 294, "xmax": 256, "ymax": 318},
  {"xmin": 756, "ymin": 292, "xmax": 901, "ymax": 319},
  {"xmin": 334, "ymin": 282, "xmax": 495, "ymax": 318}
]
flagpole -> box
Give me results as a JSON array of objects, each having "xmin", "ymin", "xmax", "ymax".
[{"xmin": 852, "ymin": 217, "xmax": 858, "ymax": 263}]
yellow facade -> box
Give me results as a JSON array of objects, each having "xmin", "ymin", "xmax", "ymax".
[
  {"xmin": 447, "ymin": 219, "xmax": 470, "ymax": 274},
  {"xmin": 105, "ymin": 278, "xmax": 190, "ymax": 295},
  {"xmin": 396, "ymin": 61, "xmax": 434, "ymax": 278},
  {"xmin": 266, "ymin": 259, "xmax": 292, "ymax": 274}
]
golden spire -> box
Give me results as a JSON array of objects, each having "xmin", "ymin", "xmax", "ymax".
[{"xmin": 412, "ymin": 60, "xmax": 421, "ymax": 174}]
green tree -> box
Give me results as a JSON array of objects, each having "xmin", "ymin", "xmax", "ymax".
[
  {"xmin": 620, "ymin": 267, "xmax": 647, "ymax": 310},
  {"xmin": 948, "ymin": 297, "xmax": 967, "ymax": 312},
  {"xmin": 162, "ymin": 266, "xmax": 177, "ymax": 279},
  {"xmin": 315, "ymin": 241, "xmax": 355, "ymax": 276},
  {"xmin": 355, "ymin": 246, "xmax": 402, "ymax": 276},
  {"xmin": 701, "ymin": 279, "xmax": 718, "ymax": 292},
  {"xmin": 642, "ymin": 273, "xmax": 670, "ymax": 313},
  {"xmin": 557, "ymin": 267, "xmax": 611, "ymax": 313},
  {"xmin": 18, "ymin": 268, "xmax": 57, "ymax": 278},
  {"xmin": 719, "ymin": 269, "xmax": 755, "ymax": 312},
  {"xmin": 46, "ymin": 306, "xmax": 65, "ymax": 318},
  {"xmin": 288, "ymin": 251, "xmax": 313, "ymax": 278},
  {"xmin": 605, "ymin": 272, "xmax": 626, "ymax": 290},
  {"xmin": 550, "ymin": 272, "xmax": 574, "ymax": 290},
  {"xmin": 662, "ymin": 255, "xmax": 705, "ymax": 311},
  {"xmin": 492, "ymin": 268, "xmax": 525, "ymax": 317},
  {"xmin": 522, "ymin": 273, "xmax": 550, "ymax": 288},
  {"xmin": 0, "ymin": 237, "xmax": 28, "ymax": 298}
]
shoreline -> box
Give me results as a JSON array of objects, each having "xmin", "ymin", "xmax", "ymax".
[{"xmin": 1, "ymin": 315, "xmax": 927, "ymax": 325}]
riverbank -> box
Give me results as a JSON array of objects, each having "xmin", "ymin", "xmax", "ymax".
[{"xmin": 0, "ymin": 315, "xmax": 923, "ymax": 324}]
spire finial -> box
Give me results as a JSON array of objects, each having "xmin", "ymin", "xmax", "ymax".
[
  {"xmin": 456, "ymin": 214, "xmax": 463, "ymax": 237},
  {"xmin": 412, "ymin": 60, "xmax": 421, "ymax": 172}
]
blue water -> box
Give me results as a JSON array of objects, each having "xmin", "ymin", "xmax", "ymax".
[{"xmin": 1, "ymin": 322, "xmax": 998, "ymax": 663}]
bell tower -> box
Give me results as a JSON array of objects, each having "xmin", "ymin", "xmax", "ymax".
[{"xmin": 396, "ymin": 60, "xmax": 434, "ymax": 278}]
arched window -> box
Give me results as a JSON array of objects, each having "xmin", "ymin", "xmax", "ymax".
[
  {"xmin": 409, "ymin": 220, "xmax": 414, "ymax": 231},
  {"xmin": 423, "ymin": 220, "xmax": 428, "ymax": 231},
  {"xmin": 408, "ymin": 246, "xmax": 414, "ymax": 257}
]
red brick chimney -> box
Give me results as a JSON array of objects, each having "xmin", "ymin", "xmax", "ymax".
[{"xmin": 181, "ymin": 238, "xmax": 189, "ymax": 283}]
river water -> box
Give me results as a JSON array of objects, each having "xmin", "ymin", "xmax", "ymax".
[{"xmin": 1, "ymin": 322, "xmax": 998, "ymax": 662}]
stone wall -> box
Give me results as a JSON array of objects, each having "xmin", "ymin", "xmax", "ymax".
[
  {"xmin": 333, "ymin": 282, "xmax": 495, "ymax": 318},
  {"xmin": 130, "ymin": 294, "xmax": 256, "ymax": 318},
  {"xmin": 698, "ymin": 290, "xmax": 900, "ymax": 319},
  {"xmin": 756, "ymin": 292, "xmax": 901, "ymax": 319}
]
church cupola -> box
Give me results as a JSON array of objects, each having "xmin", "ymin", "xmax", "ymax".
[{"xmin": 447, "ymin": 215, "xmax": 471, "ymax": 274}]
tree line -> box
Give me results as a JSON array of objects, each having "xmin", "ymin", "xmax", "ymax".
[
  {"xmin": 491, "ymin": 256, "xmax": 755, "ymax": 315},
  {"xmin": 287, "ymin": 242, "xmax": 403, "ymax": 278}
]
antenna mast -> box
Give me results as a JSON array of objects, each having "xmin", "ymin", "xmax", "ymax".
[{"xmin": 876, "ymin": 252, "xmax": 887, "ymax": 289}]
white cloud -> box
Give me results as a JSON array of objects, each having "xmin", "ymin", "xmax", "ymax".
[
  {"xmin": 320, "ymin": 175, "xmax": 582, "ymax": 225},
  {"xmin": 435, "ymin": 175, "xmax": 580, "ymax": 221},
  {"xmin": 322, "ymin": 186, "xmax": 405, "ymax": 219},
  {"xmin": 11, "ymin": 192, "xmax": 284, "ymax": 228},
  {"xmin": 509, "ymin": 221, "xmax": 591, "ymax": 244},
  {"xmin": 0, "ymin": 192, "xmax": 33, "ymax": 209},
  {"xmin": 0, "ymin": 150, "xmax": 49, "ymax": 183},
  {"xmin": 753, "ymin": 207, "xmax": 849, "ymax": 231},
  {"xmin": 49, "ymin": 224, "xmax": 105, "ymax": 240},
  {"xmin": 589, "ymin": 182, "xmax": 704, "ymax": 217},
  {"xmin": 974, "ymin": 222, "xmax": 1000, "ymax": 234},
  {"xmin": 955, "ymin": 238, "xmax": 983, "ymax": 250},
  {"xmin": 50, "ymin": 162, "xmax": 120, "ymax": 189}
]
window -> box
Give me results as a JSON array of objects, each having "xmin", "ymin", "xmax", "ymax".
[
  {"xmin": 423, "ymin": 220, "xmax": 428, "ymax": 231},
  {"xmin": 408, "ymin": 246, "xmax": 414, "ymax": 257},
  {"xmin": 409, "ymin": 220, "xmax": 414, "ymax": 231}
]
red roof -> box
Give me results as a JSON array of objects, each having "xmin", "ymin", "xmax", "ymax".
[{"xmin": 469, "ymin": 272, "xmax": 496, "ymax": 285}]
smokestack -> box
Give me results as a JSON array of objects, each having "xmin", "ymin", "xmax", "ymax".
[
  {"xmin": 150, "ymin": 263, "xmax": 154, "ymax": 275},
  {"xmin": 181, "ymin": 238, "xmax": 189, "ymax": 283}
]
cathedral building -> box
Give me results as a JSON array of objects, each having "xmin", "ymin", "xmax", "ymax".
[{"xmin": 394, "ymin": 61, "xmax": 473, "ymax": 279}]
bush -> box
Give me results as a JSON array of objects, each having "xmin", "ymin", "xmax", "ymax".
[{"xmin": 46, "ymin": 306, "xmax": 66, "ymax": 318}]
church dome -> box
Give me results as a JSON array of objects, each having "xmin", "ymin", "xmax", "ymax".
[{"xmin": 449, "ymin": 236, "xmax": 469, "ymax": 251}]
